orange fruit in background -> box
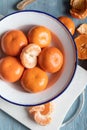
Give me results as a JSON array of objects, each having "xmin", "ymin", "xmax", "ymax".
[
  {"xmin": 75, "ymin": 34, "xmax": 87, "ymax": 60},
  {"xmin": 58, "ymin": 16, "xmax": 75, "ymax": 35},
  {"xmin": 1, "ymin": 30, "xmax": 28, "ymax": 56},
  {"xmin": 0, "ymin": 56, "xmax": 24, "ymax": 82},
  {"xmin": 21, "ymin": 67, "xmax": 48, "ymax": 93},
  {"xmin": 27, "ymin": 26, "xmax": 52, "ymax": 48},
  {"xmin": 38, "ymin": 47, "xmax": 63, "ymax": 73}
]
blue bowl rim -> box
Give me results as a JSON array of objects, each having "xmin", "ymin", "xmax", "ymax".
[{"xmin": 0, "ymin": 10, "xmax": 78, "ymax": 106}]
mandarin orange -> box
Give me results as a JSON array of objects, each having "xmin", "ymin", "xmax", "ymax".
[
  {"xmin": 1, "ymin": 30, "xmax": 28, "ymax": 56},
  {"xmin": 0, "ymin": 56, "xmax": 24, "ymax": 82},
  {"xmin": 38, "ymin": 47, "xmax": 63, "ymax": 73},
  {"xmin": 58, "ymin": 16, "xmax": 75, "ymax": 35},
  {"xmin": 27, "ymin": 26, "xmax": 51, "ymax": 48},
  {"xmin": 21, "ymin": 67, "xmax": 48, "ymax": 93}
]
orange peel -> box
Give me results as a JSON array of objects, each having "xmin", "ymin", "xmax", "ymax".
[
  {"xmin": 70, "ymin": 0, "xmax": 87, "ymax": 19},
  {"xmin": 75, "ymin": 34, "xmax": 87, "ymax": 60}
]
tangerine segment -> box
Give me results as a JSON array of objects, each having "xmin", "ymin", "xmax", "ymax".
[
  {"xmin": 20, "ymin": 44, "xmax": 41, "ymax": 68},
  {"xmin": 29, "ymin": 105, "xmax": 45, "ymax": 115},
  {"xmin": 77, "ymin": 23, "xmax": 87, "ymax": 34},
  {"xmin": 38, "ymin": 47, "xmax": 63, "ymax": 73},
  {"xmin": 21, "ymin": 67, "xmax": 48, "ymax": 93},
  {"xmin": 29, "ymin": 102, "xmax": 54, "ymax": 116},
  {"xmin": 28, "ymin": 26, "xmax": 52, "ymax": 48},
  {"xmin": 58, "ymin": 16, "xmax": 75, "ymax": 35},
  {"xmin": 28, "ymin": 102, "xmax": 54, "ymax": 126},
  {"xmin": 75, "ymin": 34, "xmax": 87, "ymax": 60},
  {"xmin": 1, "ymin": 30, "xmax": 28, "ymax": 56},
  {"xmin": 0, "ymin": 56, "xmax": 24, "ymax": 82},
  {"xmin": 34, "ymin": 111, "xmax": 51, "ymax": 126}
]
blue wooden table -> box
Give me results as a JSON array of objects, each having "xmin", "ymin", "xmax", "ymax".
[{"xmin": 0, "ymin": 0, "xmax": 87, "ymax": 130}]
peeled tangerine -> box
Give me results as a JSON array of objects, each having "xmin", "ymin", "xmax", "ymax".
[
  {"xmin": 20, "ymin": 44, "xmax": 41, "ymax": 68},
  {"xmin": 29, "ymin": 102, "xmax": 54, "ymax": 126},
  {"xmin": 70, "ymin": 0, "xmax": 87, "ymax": 19},
  {"xmin": 77, "ymin": 23, "xmax": 87, "ymax": 34},
  {"xmin": 75, "ymin": 34, "xmax": 87, "ymax": 60}
]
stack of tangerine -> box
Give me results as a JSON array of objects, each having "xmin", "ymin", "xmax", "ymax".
[{"xmin": 0, "ymin": 26, "xmax": 63, "ymax": 93}]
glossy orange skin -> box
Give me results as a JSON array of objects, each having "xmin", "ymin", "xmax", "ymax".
[
  {"xmin": 38, "ymin": 47, "xmax": 63, "ymax": 73},
  {"xmin": 28, "ymin": 26, "xmax": 52, "ymax": 48},
  {"xmin": 0, "ymin": 56, "xmax": 24, "ymax": 82},
  {"xmin": 1, "ymin": 30, "xmax": 28, "ymax": 56},
  {"xmin": 21, "ymin": 67, "xmax": 48, "ymax": 93},
  {"xmin": 58, "ymin": 16, "xmax": 75, "ymax": 35}
]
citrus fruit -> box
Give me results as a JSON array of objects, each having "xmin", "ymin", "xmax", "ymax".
[
  {"xmin": 1, "ymin": 30, "xmax": 28, "ymax": 56},
  {"xmin": 38, "ymin": 47, "xmax": 63, "ymax": 73},
  {"xmin": 21, "ymin": 67, "xmax": 48, "ymax": 93},
  {"xmin": 27, "ymin": 26, "xmax": 52, "ymax": 48},
  {"xmin": 20, "ymin": 44, "xmax": 41, "ymax": 68},
  {"xmin": 29, "ymin": 102, "xmax": 54, "ymax": 126},
  {"xmin": 77, "ymin": 23, "xmax": 87, "ymax": 34},
  {"xmin": 75, "ymin": 34, "xmax": 87, "ymax": 60},
  {"xmin": 0, "ymin": 56, "xmax": 24, "ymax": 82},
  {"xmin": 58, "ymin": 16, "xmax": 75, "ymax": 35}
]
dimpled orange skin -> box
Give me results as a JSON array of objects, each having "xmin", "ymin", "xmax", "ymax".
[
  {"xmin": 21, "ymin": 67, "xmax": 48, "ymax": 93},
  {"xmin": 1, "ymin": 30, "xmax": 28, "ymax": 56},
  {"xmin": 0, "ymin": 56, "xmax": 24, "ymax": 82},
  {"xmin": 58, "ymin": 16, "xmax": 75, "ymax": 35},
  {"xmin": 38, "ymin": 47, "xmax": 63, "ymax": 73},
  {"xmin": 27, "ymin": 26, "xmax": 52, "ymax": 48}
]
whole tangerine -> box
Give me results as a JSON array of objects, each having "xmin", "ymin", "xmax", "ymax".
[
  {"xmin": 0, "ymin": 56, "xmax": 24, "ymax": 82},
  {"xmin": 1, "ymin": 30, "xmax": 28, "ymax": 56},
  {"xmin": 21, "ymin": 67, "xmax": 48, "ymax": 93},
  {"xmin": 27, "ymin": 26, "xmax": 52, "ymax": 48},
  {"xmin": 58, "ymin": 16, "xmax": 75, "ymax": 35},
  {"xmin": 38, "ymin": 47, "xmax": 63, "ymax": 73}
]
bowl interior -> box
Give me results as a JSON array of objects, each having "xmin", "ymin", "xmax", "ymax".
[{"xmin": 0, "ymin": 11, "xmax": 77, "ymax": 106}]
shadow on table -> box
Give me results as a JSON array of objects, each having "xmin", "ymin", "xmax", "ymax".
[{"xmin": 78, "ymin": 60, "xmax": 87, "ymax": 70}]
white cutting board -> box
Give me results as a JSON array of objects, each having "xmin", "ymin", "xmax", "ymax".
[
  {"xmin": 0, "ymin": 13, "xmax": 87, "ymax": 130},
  {"xmin": 1, "ymin": 65, "xmax": 87, "ymax": 130}
]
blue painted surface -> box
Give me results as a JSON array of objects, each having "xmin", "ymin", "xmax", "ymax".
[{"xmin": 0, "ymin": 0, "xmax": 87, "ymax": 130}]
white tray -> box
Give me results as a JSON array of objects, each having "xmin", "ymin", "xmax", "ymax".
[{"xmin": 1, "ymin": 65, "xmax": 87, "ymax": 130}]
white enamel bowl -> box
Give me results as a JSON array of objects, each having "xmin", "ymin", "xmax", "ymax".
[{"xmin": 0, "ymin": 11, "xmax": 77, "ymax": 106}]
